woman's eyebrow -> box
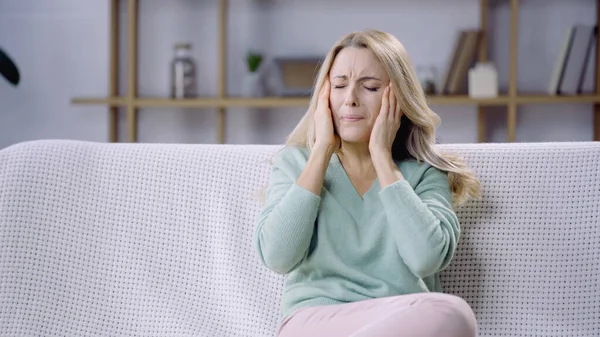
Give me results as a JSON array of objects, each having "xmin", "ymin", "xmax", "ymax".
[{"xmin": 333, "ymin": 75, "xmax": 381, "ymax": 81}]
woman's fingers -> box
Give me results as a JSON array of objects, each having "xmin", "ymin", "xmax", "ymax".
[
  {"xmin": 380, "ymin": 85, "xmax": 390, "ymax": 118},
  {"xmin": 318, "ymin": 78, "xmax": 330, "ymax": 110},
  {"xmin": 388, "ymin": 82, "xmax": 402, "ymax": 125},
  {"xmin": 389, "ymin": 83, "xmax": 395, "ymax": 121}
]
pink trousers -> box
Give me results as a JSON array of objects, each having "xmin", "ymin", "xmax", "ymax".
[{"xmin": 277, "ymin": 293, "xmax": 478, "ymax": 337}]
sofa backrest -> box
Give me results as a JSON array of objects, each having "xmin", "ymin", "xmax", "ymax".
[
  {"xmin": 437, "ymin": 141, "xmax": 600, "ymax": 336},
  {"xmin": 0, "ymin": 140, "xmax": 598, "ymax": 337}
]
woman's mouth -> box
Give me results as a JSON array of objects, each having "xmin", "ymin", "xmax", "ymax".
[{"xmin": 342, "ymin": 115, "xmax": 364, "ymax": 122}]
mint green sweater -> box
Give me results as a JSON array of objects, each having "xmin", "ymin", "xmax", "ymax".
[{"xmin": 254, "ymin": 146, "xmax": 460, "ymax": 319}]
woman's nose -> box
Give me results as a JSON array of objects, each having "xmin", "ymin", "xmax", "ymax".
[{"xmin": 344, "ymin": 87, "xmax": 359, "ymax": 107}]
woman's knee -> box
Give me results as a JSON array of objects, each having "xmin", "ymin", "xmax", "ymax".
[{"xmin": 426, "ymin": 293, "xmax": 478, "ymax": 337}]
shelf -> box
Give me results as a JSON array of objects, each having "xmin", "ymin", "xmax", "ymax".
[
  {"xmin": 137, "ymin": 96, "xmax": 513, "ymax": 108},
  {"xmin": 72, "ymin": 96, "xmax": 310, "ymax": 108},
  {"xmin": 515, "ymin": 94, "xmax": 600, "ymax": 104},
  {"xmin": 135, "ymin": 97, "xmax": 311, "ymax": 108},
  {"xmin": 71, "ymin": 97, "xmax": 127, "ymax": 106},
  {"xmin": 426, "ymin": 95, "xmax": 510, "ymax": 106},
  {"xmin": 72, "ymin": 95, "xmax": 514, "ymax": 108},
  {"xmin": 73, "ymin": 94, "xmax": 600, "ymax": 108}
]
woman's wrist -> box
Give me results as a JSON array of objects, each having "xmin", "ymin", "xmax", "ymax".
[
  {"xmin": 369, "ymin": 146, "xmax": 392, "ymax": 163},
  {"xmin": 295, "ymin": 143, "xmax": 335, "ymax": 196},
  {"xmin": 313, "ymin": 143, "xmax": 337, "ymax": 159},
  {"xmin": 371, "ymin": 148, "xmax": 404, "ymax": 188}
]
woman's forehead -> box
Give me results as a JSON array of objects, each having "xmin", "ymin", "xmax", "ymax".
[{"xmin": 330, "ymin": 47, "xmax": 387, "ymax": 79}]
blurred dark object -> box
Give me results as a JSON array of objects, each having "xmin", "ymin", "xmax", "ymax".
[
  {"xmin": 0, "ymin": 48, "xmax": 20, "ymax": 86},
  {"xmin": 417, "ymin": 65, "xmax": 437, "ymax": 95}
]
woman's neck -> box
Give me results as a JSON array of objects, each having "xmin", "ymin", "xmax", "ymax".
[{"xmin": 338, "ymin": 141, "xmax": 376, "ymax": 176}]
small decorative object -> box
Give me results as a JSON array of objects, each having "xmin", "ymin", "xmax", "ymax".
[
  {"xmin": 468, "ymin": 62, "xmax": 498, "ymax": 98},
  {"xmin": 271, "ymin": 57, "xmax": 323, "ymax": 96},
  {"xmin": 416, "ymin": 65, "xmax": 437, "ymax": 95},
  {"xmin": 241, "ymin": 51, "xmax": 264, "ymax": 97},
  {"xmin": 0, "ymin": 48, "xmax": 20, "ymax": 87},
  {"xmin": 170, "ymin": 43, "xmax": 197, "ymax": 99}
]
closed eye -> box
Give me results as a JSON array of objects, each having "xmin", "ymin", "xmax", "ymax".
[{"xmin": 332, "ymin": 85, "xmax": 379, "ymax": 92}]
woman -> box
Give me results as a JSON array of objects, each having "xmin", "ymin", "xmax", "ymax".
[{"xmin": 254, "ymin": 29, "xmax": 482, "ymax": 337}]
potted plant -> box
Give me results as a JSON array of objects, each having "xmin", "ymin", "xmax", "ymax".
[{"xmin": 241, "ymin": 51, "xmax": 264, "ymax": 97}]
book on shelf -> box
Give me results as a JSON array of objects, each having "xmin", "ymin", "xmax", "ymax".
[
  {"xmin": 548, "ymin": 24, "xmax": 597, "ymax": 96},
  {"xmin": 441, "ymin": 29, "xmax": 481, "ymax": 95}
]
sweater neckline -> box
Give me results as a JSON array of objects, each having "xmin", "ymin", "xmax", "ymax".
[{"xmin": 329, "ymin": 152, "xmax": 379, "ymax": 202}]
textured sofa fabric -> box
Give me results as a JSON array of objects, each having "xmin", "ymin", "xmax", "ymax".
[{"xmin": 0, "ymin": 139, "xmax": 598, "ymax": 336}]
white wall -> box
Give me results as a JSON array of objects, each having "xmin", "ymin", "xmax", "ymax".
[
  {"xmin": 0, "ymin": 0, "xmax": 596, "ymax": 149},
  {"xmin": 0, "ymin": 0, "xmax": 109, "ymax": 148}
]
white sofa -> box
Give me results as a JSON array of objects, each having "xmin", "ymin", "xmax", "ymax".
[{"xmin": 0, "ymin": 139, "xmax": 598, "ymax": 337}]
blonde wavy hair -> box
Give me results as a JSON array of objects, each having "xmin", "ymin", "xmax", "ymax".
[{"xmin": 284, "ymin": 29, "xmax": 481, "ymax": 207}]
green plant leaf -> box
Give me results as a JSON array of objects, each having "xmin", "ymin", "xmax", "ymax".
[{"xmin": 246, "ymin": 52, "xmax": 263, "ymax": 72}]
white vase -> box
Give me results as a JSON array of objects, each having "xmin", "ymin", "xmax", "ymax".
[
  {"xmin": 468, "ymin": 62, "xmax": 498, "ymax": 98},
  {"xmin": 241, "ymin": 72, "xmax": 264, "ymax": 97}
]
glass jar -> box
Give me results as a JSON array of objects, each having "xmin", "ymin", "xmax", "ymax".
[{"xmin": 171, "ymin": 43, "xmax": 197, "ymax": 99}]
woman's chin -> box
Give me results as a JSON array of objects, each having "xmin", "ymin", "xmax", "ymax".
[{"xmin": 338, "ymin": 131, "xmax": 370, "ymax": 144}]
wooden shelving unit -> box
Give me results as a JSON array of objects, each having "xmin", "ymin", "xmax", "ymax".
[
  {"xmin": 72, "ymin": 0, "xmax": 600, "ymax": 143},
  {"xmin": 72, "ymin": 95, "xmax": 512, "ymax": 108}
]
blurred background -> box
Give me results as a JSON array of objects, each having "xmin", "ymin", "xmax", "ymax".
[{"xmin": 0, "ymin": 0, "xmax": 598, "ymax": 149}]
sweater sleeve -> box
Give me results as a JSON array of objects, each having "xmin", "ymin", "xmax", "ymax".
[
  {"xmin": 378, "ymin": 165, "xmax": 459, "ymax": 279},
  {"xmin": 254, "ymin": 149, "xmax": 321, "ymax": 275}
]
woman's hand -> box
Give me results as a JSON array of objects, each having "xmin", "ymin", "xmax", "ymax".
[
  {"xmin": 370, "ymin": 82, "xmax": 405, "ymax": 188},
  {"xmin": 314, "ymin": 78, "xmax": 340, "ymax": 153},
  {"xmin": 369, "ymin": 82, "xmax": 402, "ymax": 158}
]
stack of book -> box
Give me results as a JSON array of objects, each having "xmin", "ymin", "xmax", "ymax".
[
  {"xmin": 548, "ymin": 25, "xmax": 597, "ymax": 96},
  {"xmin": 440, "ymin": 29, "xmax": 482, "ymax": 95}
]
